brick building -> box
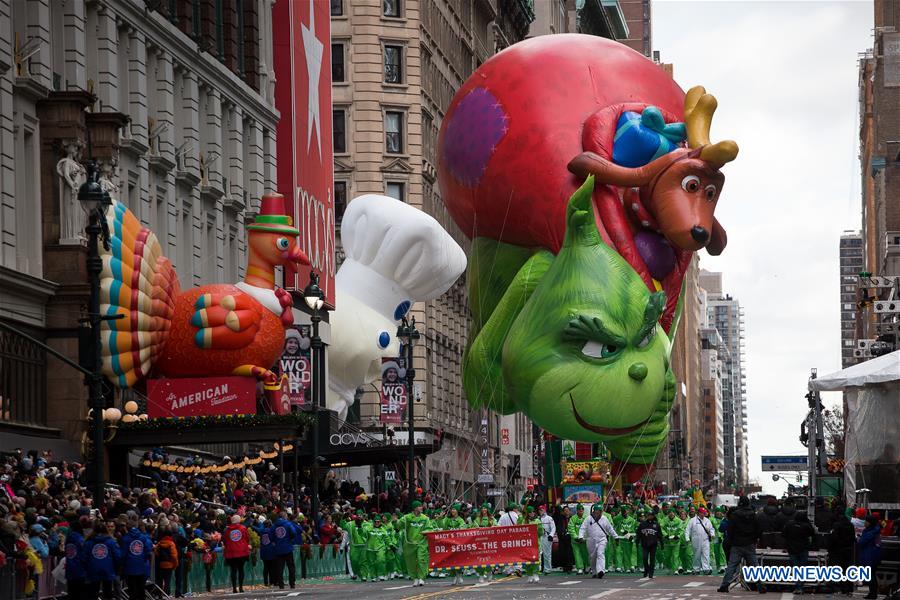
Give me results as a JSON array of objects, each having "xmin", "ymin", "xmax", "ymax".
[{"xmin": 0, "ymin": 0, "xmax": 276, "ymax": 457}]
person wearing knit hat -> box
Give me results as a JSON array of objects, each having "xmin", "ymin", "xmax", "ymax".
[
  {"xmin": 224, "ymin": 514, "xmax": 251, "ymax": 593},
  {"xmin": 852, "ymin": 507, "xmax": 867, "ymax": 538},
  {"xmin": 397, "ymin": 499, "xmax": 433, "ymax": 586},
  {"xmin": 568, "ymin": 504, "xmax": 589, "ymax": 574}
]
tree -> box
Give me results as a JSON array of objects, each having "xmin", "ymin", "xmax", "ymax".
[{"xmin": 823, "ymin": 406, "xmax": 845, "ymax": 459}]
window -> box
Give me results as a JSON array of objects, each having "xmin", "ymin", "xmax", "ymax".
[
  {"xmin": 331, "ymin": 0, "xmax": 343, "ymax": 16},
  {"xmin": 334, "ymin": 181, "xmax": 348, "ymax": 225},
  {"xmin": 332, "ymin": 43, "xmax": 345, "ymax": 82},
  {"xmin": 383, "ymin": 0, "xmax": 401, "ymax": 17},
  {"xmin": 386, "ymin": 182, "xmax": 405, "ymax": 201},
  {"xmin": 385, "ymin": 111, "xmax": 403, "ymax": 153},
  {"xmin": 384, "ymin": 45, "xmax": 402, "ymax": 83},
  {"xmin": 333, "ymin": 109, "xmax": 346, "ymax": 154}
]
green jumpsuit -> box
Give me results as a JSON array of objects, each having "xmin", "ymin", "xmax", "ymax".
[
  {"xmin": 568, "ymin": 511, "xmax": 589, "ymax": 573},
  {"xmin": 441, "ymin": 513, "xmax": 467, "ymax": 577},
  {"xmin": 677, "ymin": 513, "xmax": 693, "ymax": 572},
  {"xmin": 662, "ymin": 513, "xmax": 682, "ymax": 572},
  {"xmin": 518, "ymin": 514, "xmax": 544, "ymax": 577},
  {"xmin": 656, "ymin": 511, "xmax": 670, "ymax": 569},
  {"xmin": 398, "ymin": 511, "xmax": 433, "ymax": 580},
  {"xmin": 366, "ymin": 524, "xmax": 390, "ymax": 579},
  {"xmin": 345, "ymin": 518, "xmax": 369, "ymax": 580},
  {"xmin": 617, "ymin": 511, "xmax": 638, "ymax": 572},
  {"xmin": 710, "ymin": 514, "xmax": 726, "ymax": 571}
]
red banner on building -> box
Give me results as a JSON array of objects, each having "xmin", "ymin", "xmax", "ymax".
[
  {"xmin": 379, "ymin": 357, "xmax": 407, "ymax": 424},
  {"xmin": 425, "ymin": 525, "xmax": 539, "ymax": 570},
  {"xmin": 273, "ymin": 0, "xmax": 336, "ymax": 307},
  {"xmin": 147, "ymin": 377, "xmax": 257, "ymax": 418}
]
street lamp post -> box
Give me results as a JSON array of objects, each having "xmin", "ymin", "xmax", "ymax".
[
  {"xmin": 303, "ymin": 272, "xmax": 325, "ymax": 525},
  {"xmin": 77, "ymin": 162, "xmax": 116, "ymax": 504},
  {"xmin": 396, "ymin": 316, "xmax": 420, "ymax": 497}
]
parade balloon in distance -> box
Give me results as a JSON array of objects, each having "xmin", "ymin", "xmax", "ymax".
[
  {"xmin": 437, "ymin": 34, "xmax": 738, "ymax": 481},
  {"xmin": 326, "ymin": 195, "xmax": 467, "ymax": 419}
]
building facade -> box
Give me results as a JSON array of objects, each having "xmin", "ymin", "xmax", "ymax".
[
  {"xmin": 699, "ymin": 327, "xmax": 726, "ymax": 486},
  {"xmin": 0, "ymin": 0, "xmax": 276, "ymax": 457},
  {"xmin": 839, "ymin": 232, "xmax": 864, "ymax": 366},
  {"xmin": 329, "ymin": 0, "xmax": 535, "ymax": 502},
  {"xmin": 699, "ymin": 270, "xmax": 748, "ymax": 488}
]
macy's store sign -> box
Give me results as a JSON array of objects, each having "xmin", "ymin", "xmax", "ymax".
[{"xmin": 147, "ymin": 377, "xmax": 257, "ymax": 418}]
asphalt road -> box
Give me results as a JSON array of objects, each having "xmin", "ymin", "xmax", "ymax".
[{"xmin": 195, "ymin": 572, "xmax": 875, "ymax": 600}]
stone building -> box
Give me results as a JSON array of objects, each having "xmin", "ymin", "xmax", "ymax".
[
  {"xmin": 0, "ymin": 0, "xmax": 276, "ymax": 457},
  {"xmin": 329, "ymin": 0, "xmax": 535, "ymax": 502}
]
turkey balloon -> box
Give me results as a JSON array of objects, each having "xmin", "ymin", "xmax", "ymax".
[
  {"xmin": 437, "ymin": 34, "xmax": 738, "ymax": 481},
  {"xmin": 98, "ymin": 192, "xmax": 308, "ymax": 388}
]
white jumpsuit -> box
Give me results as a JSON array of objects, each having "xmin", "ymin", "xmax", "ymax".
[
  {"xmin": 539, "ymin": 513, "xmax": 556, "ymax": 573},
  {"xmin": 685, "ymin": 516, "xmax": 715, "ymax": 572},
  {"xmin": 579, "ymin": 513, "xmax": 620, "ymax": 575}
]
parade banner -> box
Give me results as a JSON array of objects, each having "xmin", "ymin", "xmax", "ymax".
[
  {"xmin": 278, "ymin": 325, "xmax": 311, "ymax": 406},
  {"xmin": 273, "ymin": 0, "xmax": 336, "ymax": 306},
  {"xmin": 147, "ymin": 377, "xmax": 257, "ymax": 418},
  {"xmin": 379, "ymin": 357, "xmax": 407, "ymax": 424},
  {"xmin": 426, "ymin": 525, "xmax": 539, "ymax": 570}
]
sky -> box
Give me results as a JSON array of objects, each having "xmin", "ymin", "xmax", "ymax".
[{"xmin": 652, "ymin": 1, "xmax": 874, "ymax": 495}]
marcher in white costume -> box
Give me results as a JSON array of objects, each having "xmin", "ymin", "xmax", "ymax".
[
  {"xmin": 538, "ymin": 505, "xmax": 556, "ymax": 574},
  {"xmin": 685, "ymin": 508, "xmax": 715, "ymax": 574},
  {"xmin": 326, "ymin": 195, "xmax": 466, "ymax": 418},
  {"xmin": 578, "ymin": 504, "xmax": 620, "ymax": 578}
]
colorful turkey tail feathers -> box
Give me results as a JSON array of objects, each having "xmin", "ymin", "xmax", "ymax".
[{"xmin": 99, "ymin": 200, "xmax": 180, "ymax": 388}]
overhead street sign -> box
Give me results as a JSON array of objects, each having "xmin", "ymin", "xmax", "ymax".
[{"xmin": 761, "ymin": 455, "xmax": 808, "ymax": 472}]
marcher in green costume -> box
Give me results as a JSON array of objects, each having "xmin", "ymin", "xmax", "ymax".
[
  {"xmin": 710, "ymin": 509, "xmax": 726, "ymax": 573},
  {"xmin": 345, "ymin": 511, "xmax": 370, "ymax": 581},
  {"xmin": 518, "ymin": 506, "xmax": 544, "ymax": 583},
  {"xmin": 399, "ymin": 501, "xmax": 433, "ymax": 587},
  {"xmin": 381, "ymin": 514, "xmax": 400, "ymax": 578},
  {"xmin": 441, "ymin": 504, "xmax": 468, "ymax": 585},
  {"xmin": 568, "ymin": 504, "xmax": 590, "ymax": 574},
  {"xmin": 656, "ymin": 508, "xmax": 670, "ymax": 570},
  {"xmin": 470, "ymin": 505, "xmax": 496, "ymax": 582},
  {"xmin": 677, "ymin": 508, "xmax": 693, "ymax": 573},
  {"xmin": 662, "ymin": 509, "xmax": 682, "ymax": 573},
  {"xmin": 618, "ymin": 506, "xmax": 638, "ymax": 572},
  {"xmin": 366, "ymin": 518, "xmax": 390, "ymax": 580},
  {"xmin": 608, "ymin": 506, "xmax": 622, "ymax": 572}
]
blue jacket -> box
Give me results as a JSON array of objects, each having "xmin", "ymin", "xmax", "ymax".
[
  {"xmin": 256, "ymin": 526, "xmax": 277, "ymax": 561},
  {"xmin": 82, "ymin": 535, "xmax": 122, "ymax": 582},
  {"xmin": 270, "ymin": 519, "xmax": 297, "ymax": 556},
  {"xmin": 120, "ymin": 528, "xmax": 153, "ymax": 577},
  {"xmin": 29, "ymin": 535, "xmax": 49, "ymax": 559},
  {"xmin": 64, "ymin": 531, "xmax": 87, "ymax": 582},
  {"xmin": 857, "ymin": 525, "xmax": 882, "ymax": 566}
]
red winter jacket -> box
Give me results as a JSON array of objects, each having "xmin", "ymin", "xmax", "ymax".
[{"xmin": 223, "ymin": 524, "xmax": 250, "ymax": 559}]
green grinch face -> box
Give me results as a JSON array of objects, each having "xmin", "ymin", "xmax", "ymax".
[{"xmin": 502, "ymin": 177, "xmax": 671, "ymax": 441}]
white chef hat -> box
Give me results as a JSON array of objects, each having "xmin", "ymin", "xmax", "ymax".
[{"xmin": 337, "ymin": 194, "xmax": 467, "ymax": 323}]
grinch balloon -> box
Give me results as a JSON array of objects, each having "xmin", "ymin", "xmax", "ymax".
[{"xmin": 438, "ymin": 34, "xmax": 738, "ymax": 481}]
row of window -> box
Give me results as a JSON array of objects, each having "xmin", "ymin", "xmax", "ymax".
[
  {"xmin": 332, "ymin": 42, "xmax": 405, "ymax": 85},
  {"xmin": 331, "ymin": 0, "xmax": 402, "ymax": 18},
  {"xmin": 332, "ymin": 108, "xmax": 405, "ymax": 155}
]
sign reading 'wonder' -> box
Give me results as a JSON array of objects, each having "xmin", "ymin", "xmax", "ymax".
[
  {"xmin": 426, "ymin": 525, "xmax": 539, "ymax": 570},
  {"xmin": 147, "ymin": 377, "xmax": 257, "ymax": 418}
]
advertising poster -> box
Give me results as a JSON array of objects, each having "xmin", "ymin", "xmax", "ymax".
[
  {"xmin": 147, "ymin": 377, "xmax": 257, "ymax": 418},
  {"xmin": 379, "ymin": 356, "xmax": 407, "ymax": 424},
  {"xmin": 279, "ymin": 325, "xmax": 311, "ymax": 406}
]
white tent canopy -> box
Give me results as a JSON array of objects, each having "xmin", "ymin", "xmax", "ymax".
[{"xmin": 808, "ymin": 350, "xmax": 900, "ymax": 391}]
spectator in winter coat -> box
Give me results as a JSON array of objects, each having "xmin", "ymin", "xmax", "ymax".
[
  {"xmin": 782, "ymin": 513, "xmax": 816, "ymax": 594},
  {"xmin": 82, "ymin": 523, "xmax": 121, "ymax": 600},
  {"xmin": 28, "ymin": 524, "xmax": 49, "ymax": 559},
  {"xmin": 757, "ymin": 500, "xmax": 780, "ymax": 533},
  {"xmin": 120, "ymin": 515, "xmax": 153, "ymax": 600},
  {"xmin": 857, "ymin": 516, "xmax": 882, "ymax": 600},
  {"xmin": 64, "ymin": 518, "xmax": 88, "ymax": 600},
  {"xmin": 154, "ymin": 529, "xmax": 179, "ymax": 595},
  {"xmin": 827, "ymin": 508, "xmax": 855, "ymax": 595},
  {"xmin": 773, "ymin": 503, "xmax": 796, "ymax": 533},
  {"xmin": 223, "ymin": 515, "xmax": 250, "ymax": 593},
  {"xmin": 717, "ymin": 496, "xmax": 765, "ymax": 594},
  {"xmin": 851, "ymin": 507, "xmax": 867, "ymax": 538}
]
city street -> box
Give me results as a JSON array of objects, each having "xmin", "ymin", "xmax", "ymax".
[{"xmin": 199, "ymin": 573, "xmax": 870, "ymax": 600}]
